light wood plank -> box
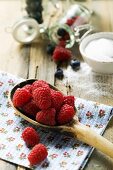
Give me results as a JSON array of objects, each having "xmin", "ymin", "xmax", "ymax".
[
  {"xmin": 0, "ymin": 160, "xmax": 16, "ymax": 170},
  {"xmin": 0, "ymin": 1, "xmax": 29, "ymax": 170},
  {"xmin": 17, "ymin": 166, "xmax": 26, "ymax": 170},
  {"xmin": 0, "ymin": 0, "xmax": 29, "ymax": 78}
]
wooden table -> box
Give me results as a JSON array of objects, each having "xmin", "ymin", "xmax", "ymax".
[{"xmin": 0, "ymin": 0, "xmax": 113, "ymax": 170}]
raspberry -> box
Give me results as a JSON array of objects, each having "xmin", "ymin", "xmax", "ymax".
[
  {"xmin": 53, "ymin": 46, "xmax": 72, "ymax": 62},
  {"xmin": 61, "ymin": 33, "xmax": 70, "ymax": 41},
  {"xmin": 66, "ymin": 18, "xmax": 75, "ymax": 26},
  {"xmin": 33, "ymin": 87, "xmax": 51, "ymax": 110},
  {"xmin": 57, "ymin": 104, "xmax": 75, "ymax": 125},
  {"xmin": 13, "ymin": 88, "xmax": 31, "ymax": 107},
  {"xmin": 32, "ymin": 80, "xmax": 49, "ymax": 92},
  {"xmin": 36, "ymin": 108, "xmax": 56, "ymax": 126},
  {"xmin": 63, "ymin": 96, "xmax": 75, "ymax": 107},
  {"xmin": 28, "ymin": 144, "xmax": 48, "ymax": 165},
  {"xmin": 58, "ymin": 40, "xmax": 66, "ymax": 47},
  {"xmin": 51, "ymin": 89, "xmax": 64, "ymax": 111},
  {"xmin": 22, "ymin": 99, "xmax": 40, "ymax": 118},
  {"xmin": 23, "ymin": 84, "xmax": 32, "ymax": 93},
  {"xmin": 22, "ymin": 127, "xmax": 40, "ymax": 147}
]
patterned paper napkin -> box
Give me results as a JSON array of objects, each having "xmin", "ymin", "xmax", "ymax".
[{"xmin": 0, "ymin": 71, "xmax": 113, "ymax": 170}]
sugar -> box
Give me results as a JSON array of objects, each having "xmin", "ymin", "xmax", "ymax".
[{"xmin": 85, "ymin": 38, "xmax": 113, "ymax": 62}]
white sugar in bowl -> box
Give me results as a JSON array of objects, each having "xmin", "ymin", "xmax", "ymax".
[{"xmin": 79, "ymin": 32, "xmax": 113, "ymax": 74}]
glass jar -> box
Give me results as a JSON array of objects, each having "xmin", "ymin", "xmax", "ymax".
[{"xmin": 48, "ymin": 4, "xmax": 93, "ymax": 48}]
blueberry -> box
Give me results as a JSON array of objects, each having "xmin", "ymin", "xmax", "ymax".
[
  {"xmin": 70, "ymin": 59, "xmax": 80, "ymax": 70},
  {"xmin": 55, "ymin": 68, "xmax": 64, "ymax": 79},
  {"xmin": 46, "ymin": 44, "xmax": 56, "ymax": 55},
  {"xmin": 57, "ymin": 28, "xmax": 67, "ymax": 37}
]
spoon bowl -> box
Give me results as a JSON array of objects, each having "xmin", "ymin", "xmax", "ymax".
[
  {"xmin": 9, "ymin": 79, "xmax": 113, "ymax": 159},
  {"xmin": 9, "ymin": 79, "xmax": 78, "ymax": 130}
]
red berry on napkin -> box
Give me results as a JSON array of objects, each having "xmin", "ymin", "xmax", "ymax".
[
  {"xmin": 22, "ymin": 127, "xmax": 40, "ymax": 147},
  {"xmin": 28, "ymin": 144, "xmax": 48, "ymax": 165}
]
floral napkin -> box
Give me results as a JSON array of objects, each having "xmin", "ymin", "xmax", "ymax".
[{"xmin": 0, "ymin": 71, "xmax": 113, "ymax": 170}]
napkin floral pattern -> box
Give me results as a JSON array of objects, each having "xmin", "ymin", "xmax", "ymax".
[{"xmin": 0, "ymin": 71, "xmax": 113, "ymax": 170}]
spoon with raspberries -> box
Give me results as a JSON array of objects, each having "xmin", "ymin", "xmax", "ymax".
[{"xmin": 9, "ymin": 79, "xmax": 113, "ymax": 159}]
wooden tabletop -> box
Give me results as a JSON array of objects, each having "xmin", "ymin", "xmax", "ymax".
[{"xmin": 0, "ymin": 0, "xmax": 113, "ymax": 170}]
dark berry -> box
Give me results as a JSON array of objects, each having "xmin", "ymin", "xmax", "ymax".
[
  {"xmin": 46, "ymin": 44, "xmax": 56, "ymax": 55},
  {"xmin": 26, "ymin": 0, "xmax": 42, "ymax": 5},
  {"xmin": 57, "ymin": 28, "xmax": 67, "ymax": 37},
  {"xmin": 25, "ymin": 0, "xmax": 43, "ymax": 24},
  {"xmin": 70, "ymin": 60, "xmax": 80, "ymax": 70},
  {"xmin": 26, "ymin": 5, "xmax": 43, "ymax": 13},
  {"xmin": 41, "ymin": 161, "xmax": 49, "ymax": 168},
  {"xmin": 55, "ymin": 68, "xmax": 64, "ymax": 80}
]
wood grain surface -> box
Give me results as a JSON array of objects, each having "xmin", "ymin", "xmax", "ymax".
[{"xmin": 0, "ymin": 0, "xmax": 113, "ymax": 170}]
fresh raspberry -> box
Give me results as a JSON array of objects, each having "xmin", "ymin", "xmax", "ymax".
[
  {"xmin": 32, "ymin": 80, "xmax": 49, "ymax": 92},
  {"xmin": 13, "ymin": 88, "xmax": 31, "ymax": 107},
  {"xmin": 53, "ymin": 46, "xmax": 72, "ymax": 62},
  {"xmin": 22, "ymin": 99, "xmax": 40, "ymax": 118},
  {"xmin": 58, "ymin": 40, "xmax": 66, "ymax": 47},
  {"xmin": 57, "ymin": 104, "xmax": 75, "ymax": 125},
  {"xmin": 63, "ymin": 96, "xmax": 75, "ymax": 107},
  {"xmin": 28, "ymin": 144, "xmax": 48, "ymax": 165},
  {"xmin": 51, "ymin": 89, "xmax": 64, "ymax": 111},
  {"xmin": 33, "ymin": 87, "xmax": 51, "ymax": 110},
  {"xmin": 62, "ymin": 33, "xmax": 70, "ymax": 41},
  {"xmin": 23, "ymin": 84, "xmax": 32, "ymax": 93},
  {"xmin": 22, "ymin": 127, "xmax": 40, "ymax": 147},
  {"xmin": 66, "ymin": 18, "xmax": 75, "ymax": 26},
  {"xmin": 36, "ymin": 108, "xmax": 56, "ymax": 126}
]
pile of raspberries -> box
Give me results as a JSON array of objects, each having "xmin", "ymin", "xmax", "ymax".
[{"xmin": 12, "ymin": 80, "xmax": 76, "ymax": 126}]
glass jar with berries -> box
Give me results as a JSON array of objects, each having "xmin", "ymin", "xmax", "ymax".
[
  {"xmin": 48, "ymin": 4, "xmax": 93, "ymax": 49},
  {"xmin": 46, "ymin": 4, "xmax": 93, "ymax": 80},
  {"xmin": 10, "ymin": 2, "xmax": 93, "ymax": 47}
]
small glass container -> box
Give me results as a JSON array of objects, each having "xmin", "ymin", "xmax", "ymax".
[
  {"xmin": 48, "ymin": 4, "xmax": 93, "ymax": 48},
  {"xmin": 12, "ymin": 17, "xmax": 40, "ymax": 43}
]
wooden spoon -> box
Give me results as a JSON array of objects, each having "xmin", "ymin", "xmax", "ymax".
[{"xmin": 9, "ymin": 79, "xmax": 113, "ymax": 159}]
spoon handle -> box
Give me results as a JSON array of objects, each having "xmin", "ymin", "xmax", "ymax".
[{"xmin": 71, "ymin": 122, "xmax": 113, "ymax": 158}]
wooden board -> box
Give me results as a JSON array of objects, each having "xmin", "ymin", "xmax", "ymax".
[{"xmin": 0, "ymin": 0, "xmax": 113, "ymax": 170}]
